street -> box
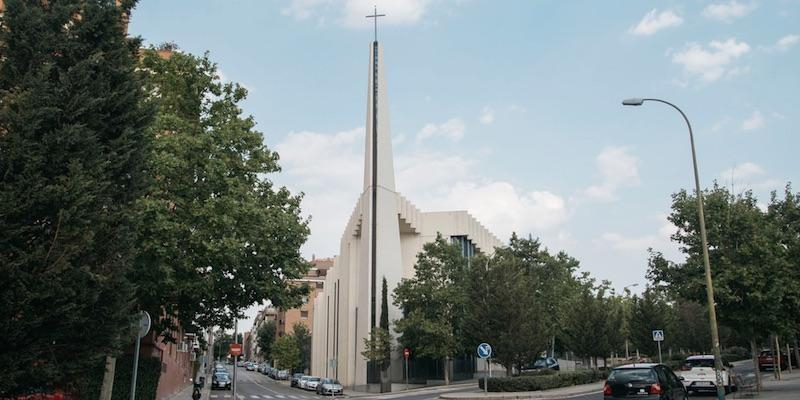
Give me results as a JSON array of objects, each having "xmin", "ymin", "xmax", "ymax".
[{"xmin": 211, "ymin": 369, "xmax": 317, "ymax": 400}]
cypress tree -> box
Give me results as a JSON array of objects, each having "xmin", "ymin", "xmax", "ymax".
[{"xmin": 0, "ymin": 0, "xmax": 152, "ymax": 395}]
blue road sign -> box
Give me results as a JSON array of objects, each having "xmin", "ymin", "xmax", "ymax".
[{"xmin": 477, "ymin": 343, "xmax": 492, "ymax": 359}]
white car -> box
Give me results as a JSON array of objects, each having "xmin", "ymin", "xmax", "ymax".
[
  {"xmin": 304, "ymin": 376, "xmax": 321, "ymax": 391},
  {"xmin": 676, "ymin": 355, "xmax": 736, "ymax": 394},
  {"xmin": 297, "ymin": 375, "xmax": 311, "ymax": 389}
]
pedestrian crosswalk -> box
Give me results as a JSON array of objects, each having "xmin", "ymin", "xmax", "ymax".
[{"xmin": 209, "ymin": 395, "xmax": 318, "ymax": 399}]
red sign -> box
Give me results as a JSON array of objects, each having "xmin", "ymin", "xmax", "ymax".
[
  {"xmin": 230, "ymin": 343, "xmax": 243, "ymax": 356},
  {"xmin": 403, "ymin": 348, "xmax": 411, "ymax": 359}
]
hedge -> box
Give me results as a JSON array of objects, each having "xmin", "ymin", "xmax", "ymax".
[
  {"xmin": 77, "ymin": 355, "xmax": 162, "ymax": 400},
  {"xmin": 478, "ymin": 369, "xmax": 608, "ymax": 392}
]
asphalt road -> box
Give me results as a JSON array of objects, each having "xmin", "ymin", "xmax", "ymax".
[
  {"xmin": 203, "ymin": 363, "xmax": 776, "ymax": 400},
  {"xmin": 209, "ymin": 368, "xmax": 322, "ymax": 400}
]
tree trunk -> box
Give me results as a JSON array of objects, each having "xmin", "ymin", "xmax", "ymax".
[
  {"xmin": 99, "ymin": 356, "xmax": 116, "ymax": 400},
  {"xmin": 443, "ymin": 357, "xmax": 450, "ymax": 385},
  {"xmin": 794, "ymin": 338, "xmax": 800, "ymax": 375},
  {"xmin": 775, "ymin": 335, "xmax": 782, "ymax": 380},
  {"xmin": 751, "ymin": 338, "xmax": 762, "ymax": 392}
]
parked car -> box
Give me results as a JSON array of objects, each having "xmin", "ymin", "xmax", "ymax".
[
  {"xmin": 758, "ymin": 350, "xmax": 789, "ymax": 371},
  {"xmin": 214, "ymin": 364, "xmax": 227, "ymax": 374},
  {"xmin": 291, "ymin": 373, "xmax": 304, "ymax": 387},
  {"xmin": 212, "ymin": 372, "xmax": 232, "ymax": 390},
  {"xmin": 297, "ymin": 375, "xmax": 311, "ymax": 389},
  {"xmin": 245, "ymin": 362, "xmax": 255, "ymax": 371},
  {"xmin": 304, "ymin": 377, "xmax": 322, "ymax": 391},
  {"xmin": 603, "ymin": 363, "xmax": 688, "ymax": 399},
  {"xmin": 521, "ymin": 356, "xmax": 559, "ymax": 372},
  {"xmin": 676, "ymin": 355, "xmax": 736, "ymax": 394},
  {"xmin": 277, "ymin": 370, "xmax": 290, "ymax": 380},
  {"xmin": 316, "ymin": 378, "xmax": 344, "ymax": 396}
]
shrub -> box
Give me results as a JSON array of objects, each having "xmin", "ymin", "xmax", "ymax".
[
  {"xmin": 519, "ymin": 368, "xmax": 558, "ymax": 377},
  {"xmin": 722, "ymin": 346, "xmax": 751, "ymax": 363},
  {"xmin": 479, "ymin": 369, "xmax": 607, "ymax": 392}
]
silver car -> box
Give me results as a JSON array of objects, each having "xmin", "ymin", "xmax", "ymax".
[
  {"xmin": 316, "ymin": 378, "xmax": 344, "ymax": 395},
  {"xmin": 298, "ymin": 375, "xmax": 311, "ymax": 389}
]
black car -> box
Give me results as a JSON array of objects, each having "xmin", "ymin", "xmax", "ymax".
[
  {"xmin": 212, "ymin": 372, "xmax": 232, "ymax": 390},
  {"xmin": 603, "ymin": 363, "xmax": 687, "ymax": 400},
  {"xmin": 522, "ymin": 357, "xmax": 560, "ymax": 372},
  {"xmin": 290, "ymin": 373, "xmax": 304, "ymax": 387}
]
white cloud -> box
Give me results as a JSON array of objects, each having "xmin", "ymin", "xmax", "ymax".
[
  {"xmin": 584, "ymin": 146, "xmax": 640, "ymax": 202},
  {"xmin": 671, "ymin": 38, "xmax": 750, "ymax": 82},
  {"xmin": 703, "ymin": 1, "xmax": 757, "ymax": 23},
  {"xmin": 417, "ymin": 181, "xmax": 569, "ymax": 240},
  {"xmin": 775, "ymin": 34, "xmax": 800, "ymax": 51},
  {"xmin": 479, "ymin": 107, "xmax": 495, "ymax": 125},
  {"xmin": 629, "ymin": 9, "xmax": 683, "ymax": 36},
  {"xmin": 275, "ymin": 127, "xmax": 363, "ymax": 189},
  {"xmin": 719, "ymin": 162, "xmax": 765, "ymax": 182},
  {"xmin": 718, "ymin": 162, "xmax": 783, "ymax": 194},
  {"xmin": 741, "ymin": 110, "xmax": 764, "ymax": 131},
  {"xmin": 282, "ymin": 0, "xmax": 432, "ymax": 28},
  {"xmin": 597, "ymin": 214, "xmax": 680, "ymax": 258},
  {"xmin": 415, "ymin": 118, "xmax": 465, "ymax": 143}
]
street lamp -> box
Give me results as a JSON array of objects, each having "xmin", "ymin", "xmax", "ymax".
[{"xmin": 622, "ymin": 98, "xmax": 725, "ymax": 400}]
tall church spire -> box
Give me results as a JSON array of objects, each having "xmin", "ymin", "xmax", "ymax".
[{"xmin": 363, "ymin": 42, "xmax": 396, "ymax": 193}]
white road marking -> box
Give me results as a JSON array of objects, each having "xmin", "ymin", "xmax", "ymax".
[{"xmin": 209, "ymin": 396, "xmax": 218, "ymax": 399}]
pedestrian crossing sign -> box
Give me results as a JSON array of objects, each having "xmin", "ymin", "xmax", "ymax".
[{"xmin": 652, "ymin": 330, "xmax": 664, "ymax": 342}]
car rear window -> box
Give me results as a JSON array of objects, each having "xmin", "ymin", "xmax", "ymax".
[
  {"xmin": 608, "ymin": 368, "xmax": 657, "ymax": 383},
  {"xmin": 686, "ymin": 358, "xmax": 714, "ymax": 368}
]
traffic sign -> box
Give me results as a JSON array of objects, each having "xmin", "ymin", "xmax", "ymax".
[
  {"xmin": 477, "ymin": 343, "xmax": 492, "ymax": 359},
  {"xmin": 230, "ymin": 343, "xmax": 243, "ymax": 356},
  {"xmin": 403, "ymin": 348, "xmax": 411, "ymax": 359},
  {"xmin": 136, "ymin": 311, "xmax": 151, "ymax": 339},
  {"xmin": 652, "ymin": 330, "xmax": 664, "ymax": 342}
]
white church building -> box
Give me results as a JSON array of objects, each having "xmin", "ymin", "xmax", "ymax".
[{"xmin": 309, "ymin": 37, "xmax": 502, "ymax": 391}]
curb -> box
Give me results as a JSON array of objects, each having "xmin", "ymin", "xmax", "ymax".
[{"xmin": 438, "ymin": 385, "xmax": 603, "ymax": 400}]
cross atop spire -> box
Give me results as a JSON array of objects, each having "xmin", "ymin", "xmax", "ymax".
[{"xmin": 365, "ymin": 6, "xmax": 386, "ymax": 43}]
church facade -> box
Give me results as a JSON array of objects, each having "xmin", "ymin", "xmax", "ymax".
[{"xmin": 309, "ymin": 40, "xmax": 502, "ymax": 391}]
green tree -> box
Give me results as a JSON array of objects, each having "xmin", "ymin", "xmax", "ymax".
[
  {"xmin": 394, "ymin": 235, "xmax": 467, "ymax": 384},
  {"xmin": 466, "ymin": 234, "xmax": 580, "ymax": 375},
  {"xmin": 273, "ymin": 335, "xmax": 301, "ymax": 372},
  {"xmin": 628, "ymin": 288, "xmax": 676, "ymax": 358},
  {"xmin": 648, "ymin": 186, "xmax": 788, "ymax": 363},
  {"xmin": 0, "ymin": 0, "xmax": 152, "ymax": 395},
  {"xmin": 213, "ymin": 331, "xmax": 234, "ymax": 361},
  {"xmin": 563, "ymin": 278, "xmax": 624, "ymax": 367},
  {"xmin": 132, "ymin": 47, "xmax": 310, "ymax": 337},
  {"xmin": 257, "ymin": 320, "xmax": 277, "ymax": 361},
  {"xmin": 293, "ymin": 322, "xmax": 312, "ymax": 373}
]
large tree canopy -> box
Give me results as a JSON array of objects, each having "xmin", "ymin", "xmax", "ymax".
[
  {"xmin": 132, "ymin": 48, "xmax": 311, "ymax": 337},
  {"xmin": 0, "ymin": 0, "xmax": 151, "ymax": 395}
]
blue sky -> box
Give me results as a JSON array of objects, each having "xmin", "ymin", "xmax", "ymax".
[{"xmin": 129, "ymin": 0, "xmax": 798, "ymax": 327}]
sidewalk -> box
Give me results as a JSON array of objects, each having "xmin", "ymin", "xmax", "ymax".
[
  {"xmin": 751, "ymin": 369, "xmax": 800, "ymax": 400},
  {"xmin": 164, "ymin": 382, "xmax": 211, "ymax": 400},
  {"xmin": 437, "ymin": 381, "xmax": 603, "ymax": 400},
  {"xmin": 345, "ymin": 382, "xmax": 478, "ymax": 398}
]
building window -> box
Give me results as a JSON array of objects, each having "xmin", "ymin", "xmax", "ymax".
[
  {"xmin": 301, "ymin": 311, "xmax": 308, "ymax": 320},
  {"xmin": 450, "ymin": 235, "xmax": 476, "ymax": 258}
]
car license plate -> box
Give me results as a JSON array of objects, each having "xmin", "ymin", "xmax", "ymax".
[{"xmin": 695, "ymin": 382, "xmax": 712, "ymax": 386}]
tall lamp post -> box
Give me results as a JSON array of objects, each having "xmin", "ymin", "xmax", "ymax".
[{"xmin": 622, "ymin": 98, "xmax": 725, "ymax": 400}]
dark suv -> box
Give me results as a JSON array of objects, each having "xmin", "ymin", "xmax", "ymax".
[{"xmin": 604, "ymin": 363, "xmax": 687, "ymax": 399}]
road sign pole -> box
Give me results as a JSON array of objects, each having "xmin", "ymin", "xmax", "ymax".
[
  {"xmin": 130, "ymin": 335, "xmax": 141, "ymax": 400},
  {"xmin": 233, "ymin": 319, "xmax": 238, "ymax": 400},
  {"xmin": 484, "ymin": 358, "xmax": 488, "ymax": 394},
  {"xmin": 657, "ymin": 340, "xmax": 662, "ymax": 364},
  {"xmin": 405, "ymin": 358, "xmax": 409, "ymax": 391}
]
